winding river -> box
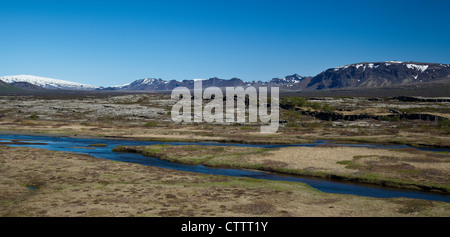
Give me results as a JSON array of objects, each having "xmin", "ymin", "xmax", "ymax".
[{"xmin": 1, "ymin": 133, "xmax": 449, "ymax": 203}]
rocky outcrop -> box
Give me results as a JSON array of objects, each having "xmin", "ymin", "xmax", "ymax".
[
  {"xmin": 390, "ymin": 96, "xmax": 450, "ymax": 103},
  {"xmin": 296, "ymin": 109, "xmax": 448, "ymax": 122}
]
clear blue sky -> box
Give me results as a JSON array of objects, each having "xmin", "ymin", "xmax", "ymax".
[{"xmin": 1, "ymin": 0, "xmax": 449, "ymax": 86}]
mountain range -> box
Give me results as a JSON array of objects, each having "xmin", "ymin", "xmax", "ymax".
[
  {"xmin": 307, "ymin": 61, "xmax": 450, "ymax": 90},
  {"xmin": 100, "ymin": 75, "xmax": 311, "ymax": 91},
  {"xmin": 1, "ymin": 61, "xmax": 449, "ymax": 92}
]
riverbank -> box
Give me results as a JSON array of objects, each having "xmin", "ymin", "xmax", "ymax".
[
  {"xmin": 1, "ymin": 146, "xmax": 448, "ymax": 217},
  {"xmin": 112, "ymin": 144, "xmax": 450, "ymax": 194},
  {"xmin": 1, "ymin": 119, "xmax": 449, "ymax": 149}
]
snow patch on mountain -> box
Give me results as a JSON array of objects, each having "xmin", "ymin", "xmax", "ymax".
[
  {"xmin": 110, "ymin": 83, "xmax": 131, "ymax": 88},
  {"xmin": 269, "ymin": 74, "xmax": 304, "ymax": 84},
  {"xmin": 333, "ymin": 62, "xmax": 434, "ymax": 73},
  {"xmin": 406, "ymin": 64, "xmax": 429, "ymax": 72},
  {"xmin": 334, "ymin": 65, "xmax": 350, "ymax": 71},
  {"xmin": 0, "ymin": 75, "xmax": 96, "ymax": 90},
  {"xmin": 140, "ymin": 78, "xmax": 159, "ymax": 84}
]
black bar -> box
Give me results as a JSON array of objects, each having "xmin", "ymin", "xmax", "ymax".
[{"xmin": 0, "ymin": 217, "xmax": 446, "ymax": 235}]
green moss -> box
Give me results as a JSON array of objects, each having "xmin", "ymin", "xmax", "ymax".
[
  {"xmin": 184, "ymin": 175, "xmax": 317, "ymax": 192},
  {"xmin": 142, "ymin": 145, "xmax": 168, "ymax": 157},
  {"xmin": 436, "ymin": 151, "xmax": 450, "ymax": 155},
  {"xmin": 240, "ymin": 126, "xmax": 253, "ymax": 130},
  {"xmin": 143, "ymin": 121, "xmax": 158, "ymax": 127},
  {"xmin": 336, "ymin": 156, "xmax": 367, "ymax": 169},
  {"xmin": 398, "ymin": 169, "xmax": 422, "ymax": 175},
  {"xmin": 280, "ymin": 96, "xmax": 307, "ymax": 108},
  {"xmin": 309, "ymin": 102, "xmax": 322, "ymax": 110},
  {"xmin": 28, "ymin": 113, "xmax": 39, "ymax": 120},
  {"xmin": 322, "ymin": 104, "xmax": 333, "ymax": 112},
  {"xmin": 336, "ymin": 160, "xmax": 352, "ymax": 165},
  {"xmin": 111, "ymin": 146, "xmax": 125, "ymax": 152}
]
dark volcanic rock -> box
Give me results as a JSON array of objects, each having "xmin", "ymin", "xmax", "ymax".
[
  {"xmin": 390, "ymin": 96, "xmax": 450, "ymax": 102},
  {"xmin": 297, "ymin": 109, "xmax": 448, "ymax": 122}
]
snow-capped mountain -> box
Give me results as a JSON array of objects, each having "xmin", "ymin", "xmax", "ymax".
[
  {"xmin": 0, "ymin": 75, "xmax": 96, "ymax": 90},
  {"xmin": 102, "ymin": 78, "xmax": 172, "ymax": 91},
  {"xmin": 269, "ymin": 74, "xmax": 305, "ymax": 84},
  {"xmin": 306, "ymin": 61, "xmax": 450, "ymax": 90},
  {"xmin": 265, "ymin": 74, "xmax": 313, "ymax": 89}
]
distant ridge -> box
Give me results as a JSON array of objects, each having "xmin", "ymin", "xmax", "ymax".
[
  {"xmin": 0, "ymin": 75, "xmax": 96, "ymax": 90},
  {"xmin": 306, "ymin": 61, "xmax": 450, "ymax": 90},
  {"xmin": 99, "ymin": 75, "xmax": 314, "ymax": 91}
]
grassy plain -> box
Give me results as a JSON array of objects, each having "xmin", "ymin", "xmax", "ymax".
[
  {"xmin": 1, "ymin": 146, "xmax": 449, "ymax": 217},
  {"xmin": 0, "ymin": 93, "xmax": 449, "ymax": 216}
]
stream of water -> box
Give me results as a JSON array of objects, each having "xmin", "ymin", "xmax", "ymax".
[{"xmin": 1, "ymin": 133, "xmax": 449, "ymax": 203}]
